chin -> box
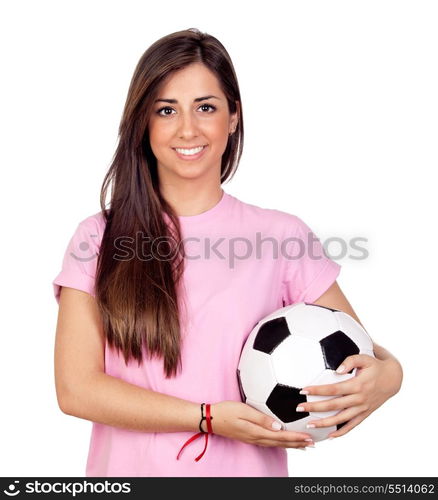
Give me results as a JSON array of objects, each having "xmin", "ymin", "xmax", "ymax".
[
  {"xmin": 158, "ymin": 157, "xmax": 215, "ymax": 180},
  {"xmin": 174, "ymin": 166, "xmax": 211, "ymax": 180}
]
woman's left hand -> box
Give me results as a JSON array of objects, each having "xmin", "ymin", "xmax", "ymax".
[{"xmin": 296, "ymin": 354, "xmax": 403, "ymax": 439}]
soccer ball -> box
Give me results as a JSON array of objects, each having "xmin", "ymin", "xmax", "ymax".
[{"xmin": 237, "ymin": 302, "xmax": 375, "ymax": 442}]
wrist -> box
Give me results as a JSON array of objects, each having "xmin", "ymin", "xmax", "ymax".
[
  {"xmin": 198, "ymin": 402, "xmax": 214, "ymax": 434},
  {"xmin": 177, "ymin": 402, "xmax": 214, "ymax": 462}
]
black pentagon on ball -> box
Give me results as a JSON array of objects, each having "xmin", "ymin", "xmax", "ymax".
[
  {"xmin": 236, "ymin": 368, "xmax": 246, "ymax": 402},
  {"xmin": 266, "ymin": 383, "xmax": 309, "ymax": 423},
  {"xmin": 304, "ymin": 302, "xmax": 340, "ymax": 312},
  {"xmin": 253, "ymin": 316, "xmax": 291, "ymax": 354},
  {"xmin": 320, "ymin": 330, "xmax": 359, "ymax": 373}
]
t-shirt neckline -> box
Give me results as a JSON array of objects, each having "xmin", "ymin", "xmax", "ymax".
[{"xmin": 177, "ymin": 189, "xmax": 231, "ymax": 225}]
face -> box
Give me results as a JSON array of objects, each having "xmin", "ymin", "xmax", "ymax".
[{"xmin": 148, "ymin": 62, "xmax": 239, "ymax": 184}]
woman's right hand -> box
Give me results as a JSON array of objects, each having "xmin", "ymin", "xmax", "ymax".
[{"xmin": 210, "ymin": 401, "xmax": 314, "ymax": 449}]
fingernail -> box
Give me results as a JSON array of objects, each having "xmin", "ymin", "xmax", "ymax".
[
  {"xmin": 271, "ymin": 421, "xmax": 282, "ymax": 430},
  {"xmin": 336, "ymin": 365, "xmax": 345, "ymax": 373},
  {"xmin": 306, "ymin": 423, "xmax": 315, "ymax": 428},
  {"xmin": 304, "ymin": 438, "xmax": 314, "ymax": 442},
  {"xmin": 296, "ymin": 406, "xmax": 305, "ymax": 412},
  {"xmin": 299, "ymin": 390, "xmax": 309, "ymax": 395}
]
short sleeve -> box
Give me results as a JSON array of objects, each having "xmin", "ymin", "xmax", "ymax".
[
  {"xmin": 52, "ymin": 216, "xmax": 102, "ymax": 305},
  {"xmin": 282, "ymin": 215, "xmax": 341, "ymax": 305}
]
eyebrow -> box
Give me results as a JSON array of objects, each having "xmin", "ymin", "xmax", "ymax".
[{"xmin": 154, "ymin": 95, "xmax": 221, "ymax": 104}]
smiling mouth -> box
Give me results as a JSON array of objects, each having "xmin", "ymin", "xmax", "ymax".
[
  {"xmin": 172, "ymin": 145, "xmax": 207, "ymax": 160},
  {"xmin": 173, "ymin": 145, "xmax": 206, "ymax": 154}
]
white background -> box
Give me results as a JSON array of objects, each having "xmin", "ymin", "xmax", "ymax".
[{"xmin": 1, "ymin": 0, "xmax": 436, "ymax": 477}]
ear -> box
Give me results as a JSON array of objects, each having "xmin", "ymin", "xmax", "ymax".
[{"xmin": 231, "ymin": 100, "xmax": 240, "ymax": 130}]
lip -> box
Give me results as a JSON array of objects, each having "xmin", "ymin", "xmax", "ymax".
[{"xmin": 172, "ymin": 145, "xmax": 207, "ymax": 161}]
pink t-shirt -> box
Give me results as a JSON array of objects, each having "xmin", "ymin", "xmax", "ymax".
[{"xmin": 52, "ymin": 190, "xmax": 341, "ymax": 477}]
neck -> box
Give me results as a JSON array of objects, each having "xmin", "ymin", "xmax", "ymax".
[{"xmin": 159, "ymin": 179, "xmax": 223, "ymax": 217}]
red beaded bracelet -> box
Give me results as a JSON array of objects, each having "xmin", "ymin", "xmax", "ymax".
[{"xmin": 176, "ymin": 403, "xmax": 214, "ymax": 461}]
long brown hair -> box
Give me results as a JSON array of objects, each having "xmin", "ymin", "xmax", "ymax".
[{"xmin": 95, "ymin": 28, "xmax": 244, "ymax": 378}]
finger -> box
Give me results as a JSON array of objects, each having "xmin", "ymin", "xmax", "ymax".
[
  {"xmin": 255, "ymin": 438, "xmax": 313, "ymax": 449},
  {"xmin": 242, "ymin": 418, "xmax": 313, "ymax": 441},
  {"xmin": 301, "ymin": 378, "xmax": 360, "ymax": 397},
  {"xmin": 296, "ymin": 393, "xmax": 361, "ymax": 413},
  {"xmin": 334, "ymin": 354, "xmax": 375, "ymax": 374},
  {"xmin": 305, "ymin": 404, "xmax": 368, "ymax": 429},
  {"xmin": 301, "ymin": 355, "xmax": 376, "ymax": 396},
  {"xmin": 328, "ymin": 409, "xmax": 372, "ymax": 439}
]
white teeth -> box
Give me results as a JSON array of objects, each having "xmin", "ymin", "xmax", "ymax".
[{"xmin": 175, "ymin": 146, "xmax": 205, "ymax": 156}]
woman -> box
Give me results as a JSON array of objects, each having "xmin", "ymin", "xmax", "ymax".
[{"xmin": 53, "ymin": 28, "xmax": 403, "ymax": 477}]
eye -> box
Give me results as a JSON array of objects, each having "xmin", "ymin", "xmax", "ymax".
[
  {"xmin": 156, "ymin": 106, "xmax": 175, "ymax": 116},
  {"xmin": 199, "ymin": 103, "xmax": 216, "ymax": 113},
  {"xmin": 155, "ymin": 103, "xmax": 217, "ymax": 116}
]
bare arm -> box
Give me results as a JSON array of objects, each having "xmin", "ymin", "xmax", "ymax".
[{"xmin": 54, "ymin": 286, "xmax": 201, "ymax": 433}]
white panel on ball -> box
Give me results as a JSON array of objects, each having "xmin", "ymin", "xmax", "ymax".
[
  {"xmin": 238, "ymin": 349, "xmax": 277, "ymax": 403},
  {"xmin": 271, "ymin": 335, "xmax": 326, "ymax": 389},
  {"xmin": 285, "ymin": 303, "xmax": 339, "ymax": 341}
]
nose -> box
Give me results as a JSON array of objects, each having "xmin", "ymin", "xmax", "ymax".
[{"xmin": 177, "ymin": 110, "xmax": 200, "ymax": 139}]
